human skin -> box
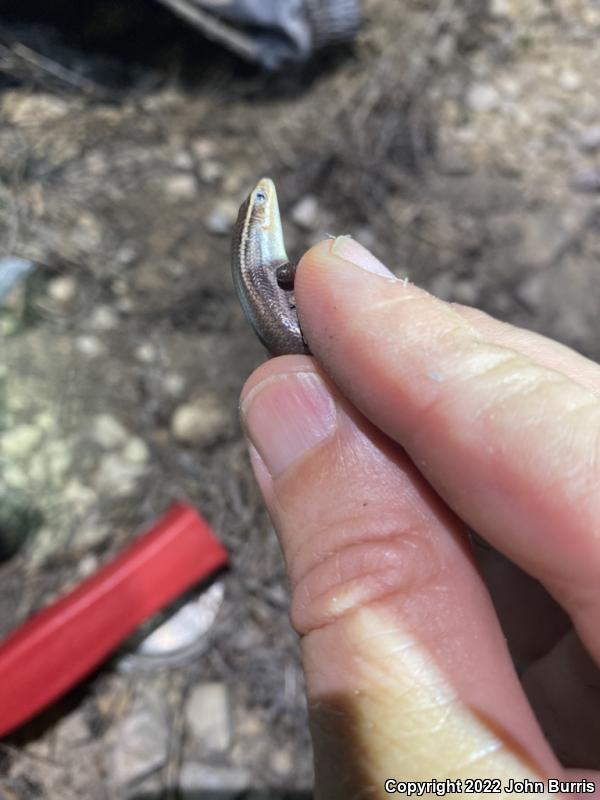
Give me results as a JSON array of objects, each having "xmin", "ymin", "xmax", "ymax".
[{"xmin": 239, "ymin": 238, "xmax": 600, "ymax": 799}]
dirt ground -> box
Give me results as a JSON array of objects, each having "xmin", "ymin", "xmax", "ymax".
[{"xmin": 1, "ymin": 0, "xmax": 600, "ymax": 797}]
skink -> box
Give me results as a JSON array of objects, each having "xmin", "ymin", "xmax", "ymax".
[{"xmin": 231, "ymin": 177, "xmax": 311, "ymax": 356}]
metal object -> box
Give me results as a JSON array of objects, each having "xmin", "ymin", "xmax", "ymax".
[
  {"xmin": 118, "ymin": 579, "xmax": 225, "ymax": 670},
  {"xmin": 231, "ymin": 177, "xmax": 310, "ymax": 356},
  {"xmin": 0, "ymin": 504, "xmax": 227, "ymax": 736}
]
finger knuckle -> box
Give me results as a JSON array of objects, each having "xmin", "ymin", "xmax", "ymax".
[{"xmin": 288, "ymin": 514, "xmax": 447, "ymax": 637}]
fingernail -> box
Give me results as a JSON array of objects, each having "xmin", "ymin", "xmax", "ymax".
[
  {"xmin": 241, "ymin": 372, "xmax": 337, "ymax": 478},
  {"xmin": 330, "ymin": 236, "xmax": 396, "ymax": 278}
]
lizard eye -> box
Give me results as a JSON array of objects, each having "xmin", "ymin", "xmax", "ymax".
[{"xmin": 255, "ymin": 190, "xmax": 267, "ymax": 203}]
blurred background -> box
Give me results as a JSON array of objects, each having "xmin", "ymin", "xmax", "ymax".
[{"xmin": 1, "ymin": 0, "xmax": 600, "ymax": 797}]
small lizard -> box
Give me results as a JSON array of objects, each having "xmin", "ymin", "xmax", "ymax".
[{"xmin": 231, "ymin": 178, "xmax": 310, "ymax": 356}]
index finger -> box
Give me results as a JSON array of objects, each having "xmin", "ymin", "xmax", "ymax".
[{"xmin": 296, "ymin": 238, "xmax": 600, "ymax": 664}]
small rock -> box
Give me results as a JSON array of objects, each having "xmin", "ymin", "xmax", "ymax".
[
  {"xmin": 26, "ymin": 526, "xmax": 60, "ymax": 565},
  {"xmin": 497, "ymin": 76, "xmax": 521, "ymax": 99},
  {"xmin": 63, "ymin": 479, "xmax": 97, "ymax": 511},
  {"xmin": 166, "ymin": 260, "xmax": 186, "ymax": 278},
  {"xmin": 0, "ymin": 314, "xmax": 19, "ymax": 336},
  {"xmin": 163, "ymin": 372, "xmax": 186, "ymax": 397},
  {"xmin": 206, "ymin": 202, "xmax": 238, "ymax": 236},
  {"xmin": 291, "ymin": 195, "xmax": 320, "ymax": 230},
  {"xmin": 3, "ymin": 464, "xmax": 27, "ymax": 489},
  {"xmin": 35, "ymin": 412, "xmax": 55, "ymax": 431},
  {"xmin": 47, "ymin": 275, "xmax": 77, "ymax": 306},
  {"xmin": 85, "ymin": 150, "xmax": 108, "ymax": 176},
  {"xmin": 236, "ymin": 710, "xmax": 264, "ymax": 738},
  {"xmin": 173, "ymin": 150, "xmax": 194, "ymax": 170},
  {"xmin": 25, "ymin": 738, "xmax": 53, "ymax": 761},
  {"xmin": 3, "ymin": 92, "xmax": 69, "ymax": 125},
  {"xmin": 577, "ymin": 126, "xmax": 600, "ymax": 152},
  {"xmin": 1, "ymin": 425, "xmax": 42, "ymax": 458},
  {"xmin": 558, "ymin": 69, "xmax": 582, "ymax": 92},
  {"xmin": 78, "ymin": 554, "xmax": 99, "ymax": 577},
  {"xmin": 131, "ymin": 259, "xmax": 173, "ymax": 294},
  {"xmin": 111, "ymin": 708, "xmax": 169, "ymax": 786},
  {"xmin": 185, "ymin": 682, "xmax": 231, "ymax": 752},
  {"xmin": 116, "ymin": 244, "xmax": 138, "ymax": 265},
  {"xmin": 76, "ymin": 335, "xmax": 104, "ymax": 358},
  {"xmin": 72, "ymin": 212, "xmax": 103, "ymax": 252},
  {"xmin": 30, "ymin": 440, "xmax": 71, "ymax": 482},
  {"xmin": 191, "ymin": 137, "xmax": 217, "ymax": 160},
  {"xmin": 572, "ymin": 167, "xmax": 600, "ymax": 193},
  {"xmin": 89, "ymin": 305, "xmax": 119, "ymax": 331},
  {"xmin": 489, "ymin": 0, "xmax": 510, "ymax": 15},
  {"xmin": 199, "ymin": 159, "xmax": 224, "ymax": 184},
  {"xmin": 135, "ymin": 342, "xmax": 157, "ymax": 363},
  {"xmin": 179, "ymin": 763, "xmax": 250, "ymax": 794},
  {"xmin": 270, "ymin": 747, "xmax": 293, "ymax": 777},
  {"xmin": 583, "ymin": 7, "xmax": 600, "ymax": 26},
  {"xmin": 223, "ymin": 171, "xmax": 245, "ymax": 193},
  {"xmin": 431, "ymin": 32, "xmax": 455, "ymax": 66},
  {"xmin": 92, "ymin": 414, "xmax": 129, "ymax": 449},
  {"xmin": 164, "ymin": 173, "xmax": 198, "ymax": 201},
  {"xmin": 96, "ymin": 454, "xmax": 146, "ymax": 497},
  {"xmin": 171, "ymin": 396, "xmax": 229, "ymax": 446},
  {"xmin": 466, "ymin": 83, "xmax": 501, "ymax": 112},
  {"xmin": 122, "ymin": 437, "xmax": 150, "ymax": 465}
]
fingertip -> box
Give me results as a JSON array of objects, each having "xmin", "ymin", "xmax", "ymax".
[
  {"xmin": 240, "ymin": 354, "xmax": 316, "ymax": 405},
  {"xmin": 297, "ymin": 237, "xmax": 335, "ymax": 271},
  {"xmin": 298, "ymin": 237, "xmax": 395, "ymax": 280}
]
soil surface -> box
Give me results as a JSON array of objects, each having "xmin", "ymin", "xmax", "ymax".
[{"xmin": 1, "ymin": 0, "xmax": 600, "ymax": 797}]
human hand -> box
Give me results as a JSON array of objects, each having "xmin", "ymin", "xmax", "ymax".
[{"xmin": 240, "ymin": 238, "xmax": 600, "ymax": 799}]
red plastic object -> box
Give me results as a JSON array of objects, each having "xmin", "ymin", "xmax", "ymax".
[{"xmin": 0, "ymin": 503, "xmax": 228, "ymax": 737}]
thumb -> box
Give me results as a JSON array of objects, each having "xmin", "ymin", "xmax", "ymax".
[{"xmin": 240, "ymin": 357, "xmax": 559, "ymax": 799}]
